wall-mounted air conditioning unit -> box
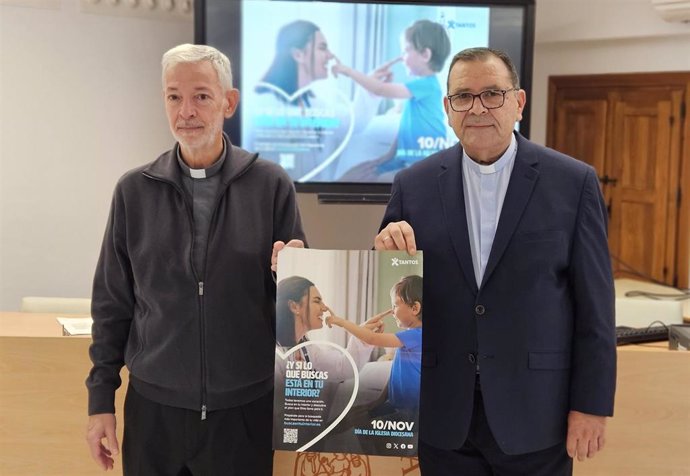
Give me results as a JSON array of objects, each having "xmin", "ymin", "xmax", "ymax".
[{"xmin": 652, "ymin": 0, "xmax": 690, "ymax": 22}]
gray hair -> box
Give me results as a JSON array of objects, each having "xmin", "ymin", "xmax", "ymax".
[
  {"xmin": 162, "ymin": 44, "xmax": 233, "ymax": 91},
  {"xmin": 447, "ymin": 47, "xmax": 520, "ymax": 90}
]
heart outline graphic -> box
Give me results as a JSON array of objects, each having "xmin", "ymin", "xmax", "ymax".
[
  {"xmin": 275, "ymin": 340, "xmax": 360, "ymax": 452},
  {"xmin": 253, "ymin": 81, "xmax": 355, "ymax": 182}
]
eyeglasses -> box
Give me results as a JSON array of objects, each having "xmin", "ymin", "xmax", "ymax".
[{"xmin": 447, "ymin": 88, "xmax": 518, "ymax": 112}]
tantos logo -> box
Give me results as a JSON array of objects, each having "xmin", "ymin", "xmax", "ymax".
[{"xmin": 391, "ymin": 257, "xmax": 419, "ymax": 266}]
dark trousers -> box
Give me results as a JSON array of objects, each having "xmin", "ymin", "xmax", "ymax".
[
  {"xmin": 123, "ymin": 384, "xmax": 273, "ymax": 476},
  {"xmin": 419, "ymin": 378, "xmax": 572, "ymax": 476}
]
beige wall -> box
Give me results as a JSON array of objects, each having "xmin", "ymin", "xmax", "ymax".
[
  {"xmin": 296, "ymin": 194, "xmax": 386, "ymax": 249},
  {"xmin": 0, "ymin": 1, "xmax": 193, "ymax": 310},
  {"xmin": 1, "ymin": 0, "xmax": 688, "ymax": 310}
]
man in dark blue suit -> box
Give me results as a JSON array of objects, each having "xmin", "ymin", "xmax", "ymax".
[{"xmin": 375, "ymin": 47, "xmax": 616, "ymax": 475}]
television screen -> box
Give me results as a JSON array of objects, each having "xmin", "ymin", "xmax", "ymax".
[{"xmin": 199, "ymin": 0, "xmax": 534, "ymax": 196}]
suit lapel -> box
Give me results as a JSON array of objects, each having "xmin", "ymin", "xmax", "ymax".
[
  {"xmin": 437, "ymin": 144, "xmax": 479, "ymax": 294},
  {"xmin": 480, "ymin": 138, "xmax": 540, "ymax": 288}
]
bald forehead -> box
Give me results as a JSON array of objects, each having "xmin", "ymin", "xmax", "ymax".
[{"xmin": 447, "ymin": 56, "xmax": 513, "ymax": 94}]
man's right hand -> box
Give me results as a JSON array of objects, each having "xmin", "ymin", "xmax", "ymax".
[
  {"xmin": 374, "ymin": 221, "xmax": 416, "ymax": 255},
  {"xmin": 271, "ymin": 239, "xmax": 305, "ymax": 272},
  {"xmin": 86, "ymin": 413, "xmax": 119, "ymax": 471}
]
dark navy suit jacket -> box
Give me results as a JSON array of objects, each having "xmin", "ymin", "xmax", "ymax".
[{"xmin": 381, "ymin": 133, "xmax": 616, "ymax": 455}]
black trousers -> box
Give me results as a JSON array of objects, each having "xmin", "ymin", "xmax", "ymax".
[
  {"xmin": 419, "ymin": 377, "xmax": 572, "ymax": 476},
  {"xmin": 123, "ymin": 384, "xmax": 273, "ymax": 476}
]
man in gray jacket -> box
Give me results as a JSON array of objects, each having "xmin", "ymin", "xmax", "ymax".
[{"xmin": 85, "ymin": 44, "xmax": 305, "ymax": 475}]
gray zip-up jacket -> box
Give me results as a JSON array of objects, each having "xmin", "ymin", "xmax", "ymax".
[{"xmin": 86, "ymin": 138, "xmax": 306, "ymax": 416}]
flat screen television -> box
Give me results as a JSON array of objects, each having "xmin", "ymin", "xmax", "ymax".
[{"xmin": 196, "ymin": 0, "xmax": 535, "ymax": 201}]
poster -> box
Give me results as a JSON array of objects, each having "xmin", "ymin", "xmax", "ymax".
[{"xmin": 274, "ymin": 248, "xmax": 423, "ymax": 456}]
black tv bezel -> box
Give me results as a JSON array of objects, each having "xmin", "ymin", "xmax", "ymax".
[{"xmin": 195, "ymin": 0, "xmax": 535, "ymax": 199}]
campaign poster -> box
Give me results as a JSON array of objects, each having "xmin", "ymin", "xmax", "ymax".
[{"xmin": 274, "ymin": 248, "xmax": 424, "ymax": 456}]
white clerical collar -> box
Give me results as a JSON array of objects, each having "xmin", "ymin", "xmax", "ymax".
[
  {"xmin": 463, "ymin": 133, "xmax": 517, "ymax": 175},
  {"xmin": 176, "ymin": 137, "xmax": 227, "ymax": 179}
]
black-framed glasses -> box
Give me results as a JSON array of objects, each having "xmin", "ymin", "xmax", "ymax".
[{"xmin": 447, "ymin": 88, "xmax": 518, "ymax": 112}]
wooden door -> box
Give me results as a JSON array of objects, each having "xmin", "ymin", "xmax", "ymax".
[
  {"xmin": 547, "ymin": 73, "xmax": 689, "ymax": 287},
  {"xmin": 554, "ymin": 97, "xmax": 608, "ymax": 173},
  {"xmin": 606, "ymin": 88, "xmax": 683, "ymax": 283}
]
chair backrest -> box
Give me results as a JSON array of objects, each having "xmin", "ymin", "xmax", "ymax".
[{"xmin": 20, "ymin": 296, "xmax": 91, "ymax": 314}]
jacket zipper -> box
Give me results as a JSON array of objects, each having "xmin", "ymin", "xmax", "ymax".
[
  {"xmin": 196, "ymin": 179, "xmax": 236, "ymax": 421},
  {"xmin": 199, "ymin": 280, "xmax": 207, "ymax": 421},
  {"xmin": 143, "ymin": 172, "xmax": 209, "ymax": 421},
  {"xmin": 144, "ymin": 163, "xmax": 246, "ymax": 422}
]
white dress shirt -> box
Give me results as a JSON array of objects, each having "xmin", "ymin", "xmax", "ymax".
[{"xmin": 462, "ymin": 133, "xmax": 518, "ymax": 287}]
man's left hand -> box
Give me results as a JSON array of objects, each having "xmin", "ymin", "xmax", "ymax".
[
  {"xmin": 271, "ymin": 239, "xmax": 305, "ymax": 272},
  {"xmin": 566, "ymin": 410, "xmax": 607, "ymax": 461}
]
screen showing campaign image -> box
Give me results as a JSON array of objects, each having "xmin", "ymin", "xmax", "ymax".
[
  {"xmin": 201, "ymin": 0, "xmax": 535, "ymax": 193},
  {"xmin": 241, "ymin": 1, "xmax": 488, "ymax": 184}
]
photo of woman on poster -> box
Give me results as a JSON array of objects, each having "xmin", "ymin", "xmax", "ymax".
[{"xmin": 275, "ymin": 275, "xmax": 374, "ymax": 379}]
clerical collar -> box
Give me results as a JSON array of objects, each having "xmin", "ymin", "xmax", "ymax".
[
  {"xmin": 176, "ymin": 137, "xmax": 227, "ymax": 179},
  {"xmin": 463, "ymin": 133, "xmax": 517, "ymax": 175}
]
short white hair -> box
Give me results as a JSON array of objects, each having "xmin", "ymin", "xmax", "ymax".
[{"xmin": 161, "ymin": 43, "xmax": 233, "ymax": 91}]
